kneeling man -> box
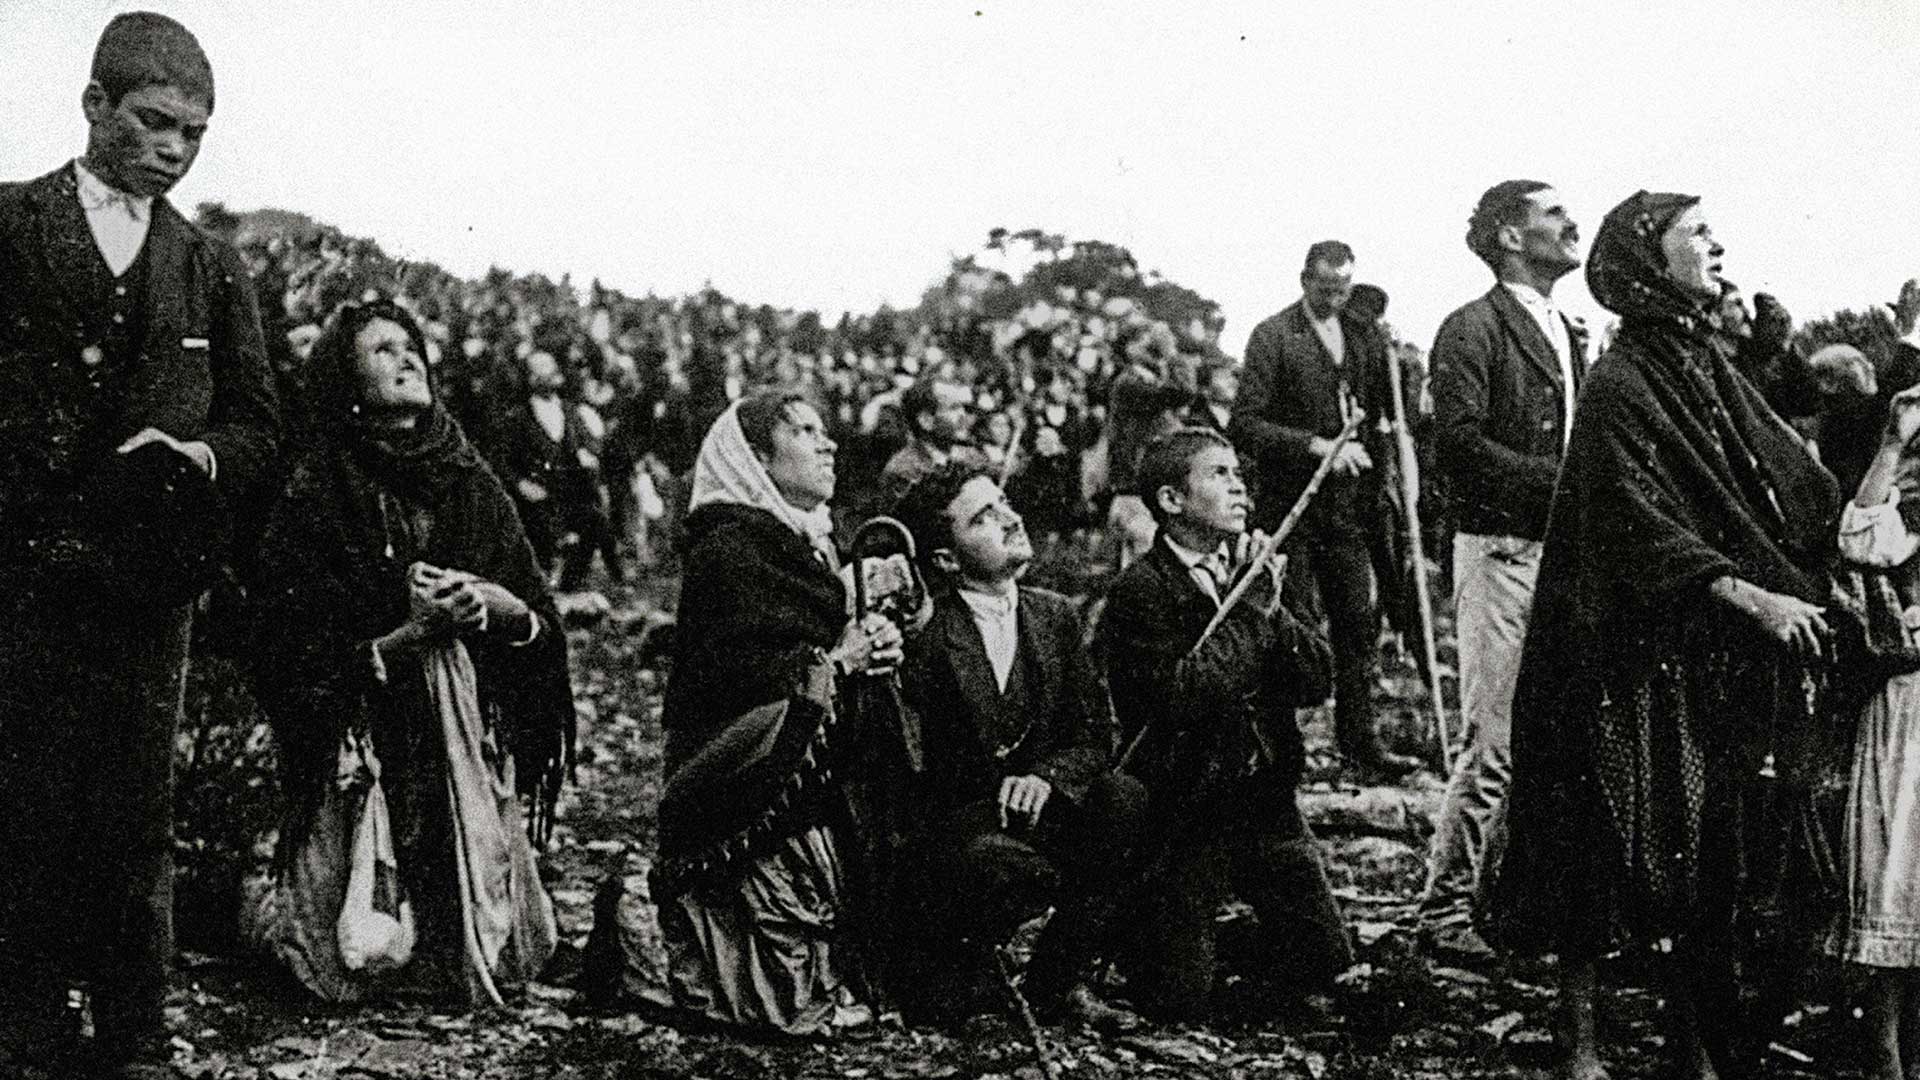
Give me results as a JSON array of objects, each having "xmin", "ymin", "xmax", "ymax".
[
  {"xmin": 1101, "ymin": 427, "xmax": 1353, "ymax": 1022},
  {"xmin": 893, "ymin": 463, "xmax": 1145, "ymax": 1029}
]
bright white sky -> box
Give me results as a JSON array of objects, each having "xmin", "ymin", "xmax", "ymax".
[{"xmin": 5, "ymin": 0, "xmax": 1919, "ymax": 354}]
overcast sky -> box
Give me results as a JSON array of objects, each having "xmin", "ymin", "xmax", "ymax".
[{"xmin": 5, "ymin": 0, "xmax": 1919, "ymax": 353}]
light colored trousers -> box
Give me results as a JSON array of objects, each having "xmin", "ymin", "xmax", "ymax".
[{"xmin": 1417, "ymin": 532, "xmax": 1540, "ymax": 931}]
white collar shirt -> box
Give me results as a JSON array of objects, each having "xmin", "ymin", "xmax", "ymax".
[
  {"xmin": 530, "ymin": 394, "xmax": 566, "ymax": 444},
  {"xmin": 957, "ymin": 581, "xmax": 1020, "ymax": 693},
  {"xmin": 73, "ymin": 158, "xmax": 152, "ymax": 277},
  {"xmin": 1164, "ymin": 534, "xmax": 1229, "ymax": 606},
  {"xmin": 1307, "ymin": 306, "xmax": 1345, "ymax": 367},
  {"xmin": 1503, "ymin": 282, "xmax": 1577, "ymax": 446}
]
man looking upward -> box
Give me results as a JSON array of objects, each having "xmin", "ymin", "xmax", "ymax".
[{"xmin": 1418, "ymin": 180, "xmax": 1586, "ymax": 965}]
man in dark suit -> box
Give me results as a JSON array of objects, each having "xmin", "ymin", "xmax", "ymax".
[
  {"xmin": 1190, "ymin": 352, "xmax": 1238, "ymax": 434},
  {"xmin": 1417, "ymin": 180, "xmax": 1586, "ymax": 966},
  {"xmin": 1230, "ymin": 240, "xmax": 1415, "ymax": 776},
  {"xmin": 893, "ymin": 463, "xmax": 1145, "ymax": 1031},
  {"xmin": 878, "ymin": 375, "xmax": 979, "ymax": 511},
  {"xmin": 0, "ymin": 14, "xmax": 278, "ymax": 1076},
  {"xmin": 1102, "ymin": 427, "xmax": 1349, "ymax": 1022},
  {"xmin": 493, "ymin": 349, "xmax": 617, "ymax": 588}
]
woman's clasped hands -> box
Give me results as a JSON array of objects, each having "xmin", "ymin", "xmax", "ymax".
[{"xmin": 830, "ymin": 612, "xmax": 903, "ymax": 677}]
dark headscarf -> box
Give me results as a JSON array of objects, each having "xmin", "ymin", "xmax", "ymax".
[
  {"xmin": 306, "ymin": 296, "xmax": 482, "ymax": 503},
  {"xmin": 1586, "ymin": 190, "xmax": 1712, "ymax": 333},
  {"xmin": 257, "ymin": 298, "xmax": 573, "ymax": 843}
]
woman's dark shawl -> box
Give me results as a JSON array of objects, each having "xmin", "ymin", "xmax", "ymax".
[
  {"xmin": 252, "ymin": 405, "xmax": 574, "ymax": 846},
  {"xmin": 655, "ymin": 502, "xmax": 849, "ymax": 890},
  {"xmin": 1492, "ymin": 322, "xmax": 1839, "ymax": 951}
]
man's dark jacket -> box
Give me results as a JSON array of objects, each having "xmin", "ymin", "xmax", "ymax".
[
  {"xmin": 1429, "ymin": 285, "xmax": 1588, "ymax": 540},
  {"xmin": 1101, "ymin": 535, "xmax": 1332, "ymax": 823},
  {"xmin": 0, "ymin": 164, "xmax": 280, "ymax": 590},
  {"xmin": 900, "ymin": 584, "xmax": 1109, "ymax": 824},
  {"xmin": 0, "ymin": 162, "xmax": 278, "ymax": 1048},
  {"xmin": 1230, "ymin": 300, "xmax": 1389, "ymax": 532}
]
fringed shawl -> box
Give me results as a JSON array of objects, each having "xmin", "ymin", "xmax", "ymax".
[
  {"xmin": 252, "ymin": 410, "xmax": 574, "ymax": 849},
  {"xmin": 655, "ymin": 500, "xmax": 850, "ymax": 893},
  {"xmin": 1492, "ymin": 192, "xmax": 1840, "ymax": 951}
]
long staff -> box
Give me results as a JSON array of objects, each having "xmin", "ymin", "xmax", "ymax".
[
  {"xmin": 996, "ymin": 349, "xmax": 1034, "ymax": 489},
  {"xmin": 1384, "ymin": 351, "xmax": 1452, "ymax": 773},
  {"xmin": 1115, "ymin": 412, "xmax": 1364, "ymax": 772}
]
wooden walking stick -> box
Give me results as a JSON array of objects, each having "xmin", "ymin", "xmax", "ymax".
[
  {"xmin": 996, "ymin": 347, "xmax": 1039, "ymax": 490},
  {"xmin": 1115, "ymin": 411, "xmax": 1365, "ymax": 772},
  {"xmin": 1384, "ymin": 349, "xmax": 1453, "ymax": 773}
]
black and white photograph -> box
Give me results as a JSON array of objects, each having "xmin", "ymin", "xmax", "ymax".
[{"xmin": 4, "ymin": 2, "xmax": 1920, "ymax": 1077}]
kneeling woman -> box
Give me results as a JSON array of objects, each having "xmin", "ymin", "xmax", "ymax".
[
  {"xmin": 654, "ymin": 389, "xmax": 902, "ymax": 1036},
  {"xmin": 250, "ymin": 298, "xmax": 573, "ymax": 1007}
]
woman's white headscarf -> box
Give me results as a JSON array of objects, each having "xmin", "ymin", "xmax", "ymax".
[{"xmin": 690, "ymin": 400, "xmax": 839, "ymax": 569}]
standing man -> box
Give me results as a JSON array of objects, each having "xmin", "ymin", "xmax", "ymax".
[
  {"xmin": 0, "ymin": 13, "xmax": 278, "ymax": 1076},
  {"xmin": 1232, "ymin": 241, "xmax": 1416, "ymax": 777},
  {"xmin": 1416, "ymin": 180, "xmax": 1585, "ymax": 964},
  {"xmin": 1190, "ymin": 353, "xmax": 1239, "ymax": 434},
  {"xmin": 878, "ymin": 375, "xmax": 978, "ymax": 512},
  {"xmin": 496, "ymin": 349, "xmax": 617, "ymax": 588}
]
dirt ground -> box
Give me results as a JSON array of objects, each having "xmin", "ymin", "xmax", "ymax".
[{"xmin": 161, "ymin": 577, "xmax": 1870, "ymax": 1080}]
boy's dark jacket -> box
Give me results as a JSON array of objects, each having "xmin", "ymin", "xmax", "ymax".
[{"xmin": 1101, "ymin": 533, "xmax": 1332, "ymax": 821}]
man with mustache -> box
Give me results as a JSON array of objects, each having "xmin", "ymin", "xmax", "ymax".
[
  {"xmin": 1417, "ymin": 180, "xmax": 1587, "ymax": 966},
  {"xmin": 0, "ymin": 13, "xmax": 278, "ymax": 1077},
  {"xmin": 892, "ymin": 463, "xmax": 1146, "ymax": 1031}
]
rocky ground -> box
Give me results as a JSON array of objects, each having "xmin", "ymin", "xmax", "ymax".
[{"xmin": 159, "ymin": 575, "xmax": 1870, "ymax": 1079}]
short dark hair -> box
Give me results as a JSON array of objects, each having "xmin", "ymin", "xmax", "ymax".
[
  {"xmin": 1303, "ymin": 240, "xmax": 1355, "ymax": 272},
  {"xmin": 735, "ymin": 387, "xmax": 815, "ymax": 461},
  {"xmin": 1138, "ymin": 426, "xmax": 1234, "ymax": 525},
  {"xmin": 893, "ymin": 460, "xmax": 993, "ymax": 569},
  {"xmin": 91, "ymin": 12, "xmax": 215, "ymax": 110},
  {"xmin": 1347, "ymin": 283, "xmax": 1389, "ymax": 324},
  {"xmin": 1466, "ymin": 180, "xmax": 1551, "ymax": 270}
]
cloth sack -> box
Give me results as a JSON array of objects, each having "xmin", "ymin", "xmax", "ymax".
[
  {"xmin": 426, "ymin": 638, "xmax": 558, "ymax": 1006},
  {"xmin": 337, "ymin": 733, "xmax": 416, "ymax": 973}
]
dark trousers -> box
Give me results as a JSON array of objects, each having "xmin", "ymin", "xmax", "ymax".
[
  {"xmin": 1288, "ymin": 524, "xmax": 1381, "ymax": 753},
  {"xmin": 519, "ymin": 485, "xmax": 619, "ymax": 589},
  {"xmin": 902, "ymin": 771, "xmax": 1147, "ymax": 1013},
  {"xmin": 1131, "ymin": 778, "xmax": 1354, "ymax": 1022},
  {"xmin": 0, "ymin": 602, "xmax": 190, "ymax": 1065}
]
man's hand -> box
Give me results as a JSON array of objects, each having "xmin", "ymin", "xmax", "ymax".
[
  {"xmin": 1333, "ymin": 442, "xmax": 1372, "ymax": 474},
  {"xmin": 998, "ymin": 773, "xmax": 1053, "ymax": 829},
  {"xmin": 118, "ymin": 427, "xmax": 214, "ymax": 478}
]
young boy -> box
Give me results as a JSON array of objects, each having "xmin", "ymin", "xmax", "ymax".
[
  {"xmin": 891, "ymin": 462, "xmax": 1146, "ymax": 1030},
  {"xmin": 1100, "ymin": 426, "xmax": 1352, "ymax": 1022}
]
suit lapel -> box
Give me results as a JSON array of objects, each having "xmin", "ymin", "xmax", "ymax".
[
  {"xmin": 1013, "ymin": 588, "xmax": 1058, "ymax": 721},
  {"xmin": 1487, "ymin": 285, "xmax": 1565, "ymax": 388},
  {"xmin": 33, "ymin": 164, "xmax": 106, "ymax": 322},
  {"xmin": 938, "ymin": 599, "xmax": 1004, "ymax": 742},
  {"xmin": 1286, "ymin": 303, "xmax": 1341, "ymax": 373},
  {"xmin": 1150, "ymin": 535, "xmax": 1219, "ymax": 616},
  {"xmin": 141, "ymin": 200, "xmax": 188, "ymax": 358},
  {"xmin": 1564, "ymin": 314, "xmax": 1590, "ymax": 393}
]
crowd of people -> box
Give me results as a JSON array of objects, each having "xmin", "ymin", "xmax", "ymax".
[{"xmin": 13, "ymin": 12, "xmax": 1920, "ymax": 1080}]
